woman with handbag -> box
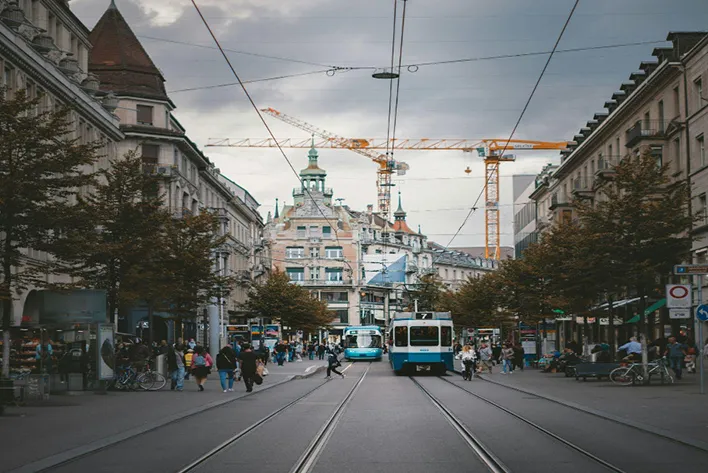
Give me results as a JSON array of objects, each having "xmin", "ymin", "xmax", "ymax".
[{"xmin": 217, "ymin": 346, "xmax": 238, "ymax": 393}]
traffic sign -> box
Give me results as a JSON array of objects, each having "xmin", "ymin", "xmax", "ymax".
[
  {"xmin": 674, "ymin": 264, "xmax": 708, "ymax": 275},
  {"xmin": 666, "ymin": 284, "xmax": 692, "ymax": 308},
  {"xmin": 669, "ymin": 309, "xmax": 691, "ymax": 319},
  {"xmin": 697, "ymin": 305, "xmax": 708, "ymax": 322}
]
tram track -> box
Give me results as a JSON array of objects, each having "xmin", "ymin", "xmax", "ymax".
[
  {"xmin": 178, "ymin": 362, "xmax": 371, "ymax": 473},
  {"xmin": 410, "ymin": 376, "xmax": 510, "ymax": 473},
  {"xmin": 435, "ymin": 375, "xmax": 627, "ymax": 473}
]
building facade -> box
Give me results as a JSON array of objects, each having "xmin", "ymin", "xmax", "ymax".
[
  {"xmin": 1, "ymin": 0, "xmax": 124, "ymax": 326},
  {"xmin": 88, "ymin": 2, "xmax": 267, "ymax": 339},
  {"xmin": 512, "ymin": 174, "xmax": 538, "ymax": 258},
  {"xmin": 529, "ymin": 32, "xmax": 708, "ymax": 343},
  {"xmin": 266, "ymin": 144, "xmax": 498, "ymax": 339}
]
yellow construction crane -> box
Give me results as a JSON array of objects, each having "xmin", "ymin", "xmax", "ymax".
[
  {"xmin": 206, "ymin": 111, "xmax": 570, "ymax": 259},
  {"xmin": 207, "ymin": 108, "xmax": 409, "ymax": 219}
]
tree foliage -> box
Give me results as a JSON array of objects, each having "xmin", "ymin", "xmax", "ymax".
[
  {"xmin": 241, "ymin": 270, "xmax": 333, "ymax": 332},
  {"xmin": 406, "ymin": 273, "xmax": 448, "ymax": 311},
  {"xmin": 0, "ymin": 89, "xmax": 101, "ymax": 376}
]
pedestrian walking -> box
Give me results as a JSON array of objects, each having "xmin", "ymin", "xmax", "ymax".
[
  {"xmin": 308, "ymin": 342, "xmax": 316, "ymax": 360},
  {"xmin": 665, "ymin": 336, "xmax": 688, "ymax": 380},
  {"xmin": 184, "ymin": 348, "xmax": 194, "ymax": 380},
  {"xmin": 275, "ymin": 340, "xmax": 287, "ymax": 366},
  {"xmin": 513, "ymin": 343, "xmax": 525, "ymax": 371},
  {"xmin": 238, "ymin": 344, "xmax": 262, "ymax": 392},
  {"xmin": 326, "ymin": 350, "xmax": 345, "ymax": 379},
  {"xmin": 457, "ymin": 345, "xmax": 477, "ymax": 380},
  {"xmin": 317, "ymin": 343, "xmax": 326, "ymax": 360},
  {"xmin": 192, "ymin": 346, "xmax": 209, "ymax": 391},
  {"xmin": 168, "ymin": 343, "xmax": 185, "ymax": 391},
  {"xmin": 479, "ymin": 343, "xmax": 493, "ymax": 374},
  {"xmin": 287, "ymin": 341, "xmax": 294, "ymax": 362},
  {"xmin": 501, "ymin": 344, "xmax": 514, "ymax": 374},
  {"xmin": 217, "ymin": 346, "xmax": 238, "ymax": 393},
  {"xmin": 295, "ymin": 341, "xmax": 303, "ymax": 362}
]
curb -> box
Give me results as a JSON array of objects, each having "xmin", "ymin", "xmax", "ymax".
[
  {"xmin": 9, "ymin": 368, "xmax": 320, "ymax": 473},
  {"xmin": 453, "ymin": 368, "xmax": 708, "ymax": 454}
]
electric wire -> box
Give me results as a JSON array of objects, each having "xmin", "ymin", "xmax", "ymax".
[
  {"xmin": 164, "ymin": 40, "xmax": 666, "ymax": 95},
  {"xmin": 189, "ymin": 0, "xmax": 354, "ymax": 275},
  {"xmin": 167, "ymin": 69, "xmax": 335, "ymax": 94},
  {"xmin": 435, "ymin": 0, "xmax": 581, "ymax": 260},
  {"xmin": 384, "ymin": 0, "xmax": 398, "ymax": 159},
  {"xmin": 138, "ymin": 34, "xmax": 339, "ymax": 68},
  {"xmin": 389, "ymin": 0, "xmax": 409, "ymax": 153}
]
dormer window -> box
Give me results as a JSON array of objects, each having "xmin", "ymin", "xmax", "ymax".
[{"xmin": 137, "ymin": 105, "xmax": 154, "ymax": 125}]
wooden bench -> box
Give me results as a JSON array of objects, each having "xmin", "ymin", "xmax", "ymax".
[{"xmin": 574, "ymin": 362, "xmax": 621, "ymax": 381}]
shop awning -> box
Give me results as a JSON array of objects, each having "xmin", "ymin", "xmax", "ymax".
[
  {"xmin": 624, "ymin": 299, "xmax": 666, "ymax": 324},
  {"xmin": 593, "ymin": 297, "xmax": 641, "ymax": 311}
]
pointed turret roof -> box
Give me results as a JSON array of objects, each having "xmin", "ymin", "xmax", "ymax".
[
  {"xmin": 274, "ymin": 198, "xmax": 279, "ymax": 219},
  {"xmin": 300, "ymin": 135, "xmax": 326, "ymax": 176},
  {"xmin": 392, "ymin": 192, "xmax": 416, "ymax": 234},
  {"xmin": 88, "ymin": 1, "xmax": 169, "ymax": 101}
]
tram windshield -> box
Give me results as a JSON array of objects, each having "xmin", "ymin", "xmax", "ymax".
[
  {"xmin": 345, "ymin": 332, "xmax": 382, "ymax": 349},
  {"xmin": 410, "ymin": 326, "xmax": 439, "ymax": 346}
]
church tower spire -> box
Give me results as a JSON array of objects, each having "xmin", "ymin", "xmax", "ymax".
[{"xmin": 274, "ymin": 198, "xmax": 279, "ymax": 219}]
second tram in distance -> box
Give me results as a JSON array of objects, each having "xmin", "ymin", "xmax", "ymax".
[{"xmin": 343, "ymin": 325, "xmax": 384, "ymax": 361}]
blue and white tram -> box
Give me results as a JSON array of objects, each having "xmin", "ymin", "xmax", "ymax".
[
  {"xmin": 388, "ymin": 312, "xmax": 454, "ymax": 375},
  {"xmin": 343, "ymin": 326, "xmax": 383, "ymax": 361}
]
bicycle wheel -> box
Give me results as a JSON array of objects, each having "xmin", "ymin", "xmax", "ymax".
[
  {"xmin": 136, "ymin": 372, "xmax": 155, "ymax": 391},
  {"xmin": 610, "ymin": 367, "xmax": 635, "ymax": 386},
  {"xmin": 147, "ymin": 372, "xmax": 167, "ymax": 391}
]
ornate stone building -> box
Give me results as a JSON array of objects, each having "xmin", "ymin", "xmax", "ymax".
[
  {"xmin": 1, "ymin": 0, "xmax": 124, "ymax": 326},
  {"xmin": 88, "ymin": 2, "xmax": 268, "ymax": 341},
  {"xmin": 266, "ymin": 143, "xmax": 497, "ymax": 340}
]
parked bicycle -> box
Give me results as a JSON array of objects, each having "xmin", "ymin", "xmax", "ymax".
[
  {"xmin": 109, "ymin": 360, "xmax": 166, "ymax": 391},
  {"xmin": 609, "ymin": 358, "xmax": 673, "ymax": 386}
]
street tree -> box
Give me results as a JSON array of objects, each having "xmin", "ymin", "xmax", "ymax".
[
  {"xmin": 156, "ymin": 212, "xmax": 235, "ymax": 339},
  {"xmin": 575, "ymin": 147, "xmax": 693, "ymax": 376},
  {"xmin": 451, "ymin": 272, "xmax": 504, "ymax": 330},
  {"xmin": 406, "ymin": 273, "xmax": 447, "ymax": 311},
  {"xmin": 241, "ymin": 270, "xmax": 333, "ymax": 333},
  {"xmin": 0, "ymin": 90, "xmax": 100, "ymax": 377},
  {"xmin": 54, "ymin": 151, "xmax": 170, "ymax": 330}
]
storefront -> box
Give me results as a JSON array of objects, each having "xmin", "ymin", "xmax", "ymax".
[{"xmin": 0, "ymin": 290, "xmax": 108, "ymax": 393}]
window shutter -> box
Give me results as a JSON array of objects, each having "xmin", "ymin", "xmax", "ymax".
[{"xmin": 137, "ymin": 105, "xmax": 154, "ymax": 125}]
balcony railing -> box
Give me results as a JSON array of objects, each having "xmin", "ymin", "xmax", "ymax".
[
  {"xmin": 549, "ymin": 192, "xmax": 571, "ymax": 210},
  {"xmin": 625, "ymin": 120, "xmax": 669, "ymax": 148},
  {"xmin": 571, "ymin": 177, "xmax": 594, "ymax": 199},
  {"xmin": 293, "ymin": 279, "xmax": 353, "ymax": 286}
]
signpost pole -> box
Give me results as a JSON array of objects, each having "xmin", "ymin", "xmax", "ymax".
[{"xmin": 698, "ymin": 275, "xmax": 705, "ymax": 395}]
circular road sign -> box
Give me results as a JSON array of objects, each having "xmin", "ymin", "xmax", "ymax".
[{"xmin": 669, "ymin": 286, "xmax": 689, "ymax": 299}]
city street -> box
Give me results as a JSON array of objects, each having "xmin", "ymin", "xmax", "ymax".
[{"xmin": 4, "ymin": 361, "xmax": 708, "ymax": 473}]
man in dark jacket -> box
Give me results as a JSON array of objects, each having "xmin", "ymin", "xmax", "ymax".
[
  {"xmin": 238, "ymin": 344, "xmax": 261, "ymax": 392},
  {"xmin": 275, "ymin": 340, "xmax": 287, "ymax": 366}
]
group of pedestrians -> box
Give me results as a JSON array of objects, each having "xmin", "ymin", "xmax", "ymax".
[
  {"xmin": 272, "ymin": 340, "xmax": 330, "ymax": 365},
  {"xmin": 167, "ymin": 339, "xmax": 265, "ymax": 393},
  {"xmin": 455, "ymin": 341, "xmax": 525, "ymax": 375}
]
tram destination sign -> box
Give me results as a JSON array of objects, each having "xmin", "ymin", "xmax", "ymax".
[{"xmin": 674, "ymin": 264, "xmax": 708, "ymax": 275}]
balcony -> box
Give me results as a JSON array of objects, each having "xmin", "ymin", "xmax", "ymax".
[
  {"xmin": 595, "ymin": 157, "xmax": 617, "ymax": 180},
  {"xmin": 571, "ymin": 177, "xmax": 594, "ymax": 200},
  {"xmin": 549, "ymin": 192, "xmax": 571, "ymax": 210},
  {"xmin": 293, "ymin": 279, "xmax": 352, "ymax": 286},
  {"xmin": 536, "ymin": 215, "xmax": 551, "ymax": 231},
  {"xmin": 625, "ymin": 120, "xmax": 669, "ymax": 148}
]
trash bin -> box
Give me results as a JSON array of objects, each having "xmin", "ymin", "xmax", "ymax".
[
  {"xmin": 155, "ymin": 354, "xmax": 167, "ymax": 378},
  {"xmin": 0, "ymin": 379, "xmax": 13, "ymax": 405}
]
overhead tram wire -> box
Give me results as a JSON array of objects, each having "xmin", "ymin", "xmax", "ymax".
[
  {"xmin": 163, "ymin": 40, "xmax": 666, "ymax": 95},
  {"xmin": 189, "ymin": 0, "xmax": 354, "ymax": 275},
  {"xmin": 434, "ymin": 0, "xmax": 581, "ymax": 261}
]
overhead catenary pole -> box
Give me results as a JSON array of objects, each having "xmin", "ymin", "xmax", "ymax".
[{"xmin": 698, "ymin": 275, "xmax": 704, "ymax": 395}]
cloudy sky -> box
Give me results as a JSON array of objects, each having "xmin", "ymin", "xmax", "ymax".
[{"xmin": 72, "ymin": 0, "xmax": 708, "ymax": 249}]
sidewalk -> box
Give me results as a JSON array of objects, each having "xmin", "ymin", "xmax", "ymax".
[
  {"xmin": 0, "ymin": 359, "xmax": 326, "ymax": 473},
  {"xmin": 454, "ymin": 360, "xmax": 708, "ymax": 445}
]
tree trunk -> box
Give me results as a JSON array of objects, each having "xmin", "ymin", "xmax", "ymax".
[
  {"xmin": 2, "ymin": 260, "xmax": 13, "ymax": 378},
  {"xmin": 639, "ymin": 294, "xmax": 650, "ymax": 384},
  {"xmin": 608, "ymin": 296, "xmax": 615, "ymax": 359},
  {"xmin": 148, "ymin": 304, "xmax": 154, "ymax": 347}
]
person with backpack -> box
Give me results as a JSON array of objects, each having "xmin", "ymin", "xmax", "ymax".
[
  {"xmin": 238, "ymin": 344, "xmax": 262, "ymax": 393},
  {"xmin": 217, "ymin": 346, "xmax": 238, "ymax": 393},
  {"xmin": 326, "ymin": 350, "xmax": 345, "ymax": 379},
  {"xmin": 192, "ymin": 346, "xmax": 209, "ymax": 391}
]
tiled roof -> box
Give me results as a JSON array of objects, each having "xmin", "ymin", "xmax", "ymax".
[{"xmin": 88, "ymin": 3, "xmax": 169, "ymax": 101}]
